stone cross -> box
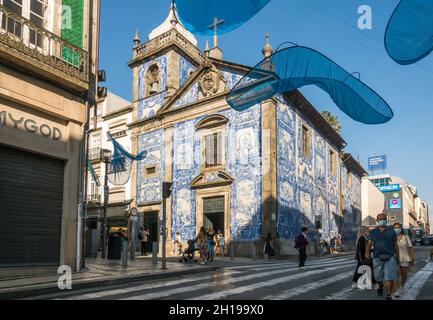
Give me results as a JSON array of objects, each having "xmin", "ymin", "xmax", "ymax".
[{"xmin": 208, "ymin": 17, "xmax": 224, "ymax": 48}]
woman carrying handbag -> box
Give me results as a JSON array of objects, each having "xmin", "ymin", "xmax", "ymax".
[
  {"xmin": 352, "ymin": 226, "xmax": 376, "ymax": 288},
  {"xmin": 392, "ymin": 222, "xmax": 414, "ymax": 298}
]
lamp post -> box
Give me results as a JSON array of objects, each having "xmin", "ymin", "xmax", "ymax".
[
  {"xmin": 161, "ymin": 182, "xmax": 172, "ymax": 270},
  {"xmin": 101, "ymin": 148, "xmax": 112, "ymax": 259}
]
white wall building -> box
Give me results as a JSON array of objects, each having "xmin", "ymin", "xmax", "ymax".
[
  {"xmin": 361, "ymin": 177, "xmax": 386, "ymax": 226},
  {"xmin": 86, "ymin": 91, "xmax": 133, "ymax": 233}
]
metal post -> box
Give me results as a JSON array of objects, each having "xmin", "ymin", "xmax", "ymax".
[
  {"xmin": 101, "ymin": 161, "xmax": 109, "ymax": 259},
  {"xmin": 121, "ymin": 239, "xmax": 128, "ymax": 269},
  {"xmin": 252, "ymin": 242, "xmax": 256, "ymax": 260},
  {"xmin": 130, "ymin": 219, "xmax": 136, "ymax": 260},
  {"xmin": 161, "ymin": 196, "xmax": 167, "ymax": 270},
  {"xmin": 230, "ymin": 241, "xmax": 234, "ymax": 260},
  {"xmin": 152, "ymin": 241, "xmax": 157, "ymax": 265}
]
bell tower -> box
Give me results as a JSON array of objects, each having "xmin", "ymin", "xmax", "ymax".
[{"xmin": 129, "ymin": 4, "xmax": 204, "ymax": 122}]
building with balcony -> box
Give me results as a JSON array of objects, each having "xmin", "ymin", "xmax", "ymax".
[
  {"xmin": 127, "ymin": 6, "xmax": 366, "ymax": 257},
  {"xmin": 86, "ymin": 91, "xmax": 133, "ymax": 243},
  {"xmin": 0, "ymin": 0, "xmax": 100, "ymax": 275}
]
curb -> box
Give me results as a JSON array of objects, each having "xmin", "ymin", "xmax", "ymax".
[{"xmin": 0, "ymin": 265, "xmax": 220, "ymax": 300}]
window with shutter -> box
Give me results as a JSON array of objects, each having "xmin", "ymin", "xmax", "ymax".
[{"xmin": 205, "ymin": 132, "xmax": 223, "ymax": 168}]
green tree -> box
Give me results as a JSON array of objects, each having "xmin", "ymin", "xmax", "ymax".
[{"xmin": 321, "ymin": 110, "xmax": 341, "ymax": 133}]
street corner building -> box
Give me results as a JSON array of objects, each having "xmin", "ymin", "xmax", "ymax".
[
  {"xmin": 126, "ymin": 6, "xmax": 367, "ymax": 257},
  {"xmin": 0, "ymin": 0, "xmax": 100, "ymax": 276}
]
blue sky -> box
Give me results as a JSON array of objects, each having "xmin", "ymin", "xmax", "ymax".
[{"xmin": 99, "ymin": 0, "xmax": 433, "ymax": 225}]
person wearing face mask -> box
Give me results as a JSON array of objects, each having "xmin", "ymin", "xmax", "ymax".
[
  {"xmin": 392, "ymin": 222, "xmax": 414, "ymax": 299},
  {"xmin": 365, "ymin": 213, "xmax": 400, "ymax": 300},
  {"xmin": 352, "ymin": 226, "xmax": 377, "ymax": 288}
]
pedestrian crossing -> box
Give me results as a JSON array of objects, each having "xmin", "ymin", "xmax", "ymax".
[{"xmin": 41, "ymin": 256, "xmax": 433, "ymax": 301}]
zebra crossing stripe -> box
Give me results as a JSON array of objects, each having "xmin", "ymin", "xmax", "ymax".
[
  {"xmin": 122, "ymin": 260, "xmax": 355, "ymax": 300},
  {"xmin": 321, "ymin": 286, "xmax": 355, "ymax": 300},
  {"xmin": 191, "ymin": 263, "xmax": 355, "ymax": 300},
  {"xmin": 263, "ymin": 271, "xmax": 353, "ymax": 300},
  {"xmin": 226, "ymin": 257, "xmax": 350, "ymax": 270},
  {"xmin": 249, "ymin": 258, "xmax": 352, "ymax": 271},
  {"xmin": 59, "ymin": 271, "xmax": 236, "ymax": 300},
  {"xmin": 402, "ymin": 262, "xmax": 433, "ymax": 300}
]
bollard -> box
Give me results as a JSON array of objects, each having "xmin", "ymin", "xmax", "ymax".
[
  {"xmin": 252, "ymin": 242, "xmax": 256, "ymax": 260},
  {"xmin": 230, "ymin": 241, "xmax": 234, "ymax": 260},
  {"xmin": 130, "ymin": 241, "xmax": 136, "ymax": 260},
  {"xmin": 121, "ymin": 239, "xmax": 128, "ymax": 269},
  {"xmin": 152, "ymin": 241, "xmax": 158, "ymax": 265}
]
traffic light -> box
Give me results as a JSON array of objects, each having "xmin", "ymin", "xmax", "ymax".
[
  {"xmin": 98, "ymin": 86, "xmax": 107, "ymax": 98},
  {"xmin": 162, "ymin": 182, "xmax": 172, "ymax": 199},
  {"xmin": 98, "ymin": 70, "xmax": 106, "ymax": 82}
]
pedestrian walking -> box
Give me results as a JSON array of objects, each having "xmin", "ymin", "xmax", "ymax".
[
  {"xmin": 330, "ymin": 236, "xmax": 336, "ymax": 254},
  {"xmin": 195, "ymin": 226, "xmax": 208, "ymax": 264},
  {"xmin": 173, "ymin": 231, "xmax": 182, "ymax": 256},
  {"xmin": 217, "ymin": 231, "xmax": 225, "ymax": 257},
  {"xmin": 365, "ymin": 213, "xmax": 400, "ymax": 300},
  {"xmin": 352, "ymin": 226, "xmax": 376, "ymax": 288},
  {"xmin": 263, "ymin": 233, "xmax": 274, "ymax": 261},
  {"xmin": 392, "ymin": 222, "xmax": 414, "ymax": 298},
  {"xmin": 139, "ymin": 227, "xmax": 149, "ymax": 256},
  {"xmin": 207, "ymin": 227, "xmax": 216, "ymax": 262},
  {"xmin": 295, "ymin": 227, "xmax": 309, "ymax": 270},
  {"xmin": 336, "ymin": 234, "xmax": 343, "ymax": 254}
]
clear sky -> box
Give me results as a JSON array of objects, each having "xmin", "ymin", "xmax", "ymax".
[{"xmin": 99, "ymin": 0, "xmax": 433, "ymax": 226}]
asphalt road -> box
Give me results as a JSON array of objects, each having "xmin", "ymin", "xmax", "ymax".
[{"xmin": 28, "ymin": 246, "xmax": 433, "ymax": 300}]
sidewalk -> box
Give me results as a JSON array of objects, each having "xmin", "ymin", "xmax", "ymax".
[{"xmin": 0, "ymin": 251, "xmax": 354, "ymax": 300}]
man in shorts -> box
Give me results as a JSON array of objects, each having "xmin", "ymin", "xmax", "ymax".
[{"xmin": 365, "ymin": 213, "xmax": 400, "ymax": 300}]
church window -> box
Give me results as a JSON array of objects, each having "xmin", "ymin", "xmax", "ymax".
[
  {"xmin": 301, "ymin": 125, "xmax": 310, "ymax": 158},
  {"xmin": 147, "ymin": 64, "xmax": 160, "ymax": 95},
  {"xmin": 330, "ymin": 150, "xmax": 336, "ymax": 176},
  {"xmin": 346, "ymin": 169, "xmax": 352, "ymax": 188},
  {"xmin": 145, "ymin": 166, "xmax": 156, "ymax": 176},
  {"xmin": 205, "ymin": 132, "xmax": 223, "ymax": 168}
]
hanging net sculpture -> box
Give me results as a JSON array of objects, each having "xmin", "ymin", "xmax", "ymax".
[
  {"xmin": 107, "ymin": 132, "xmax": 147, "ymax": 186},
  {"xmin": 227, "ymin": 45, "xmax": 393, "ymax": 125},
  {"xmin": 385, "ymin": 0, "xmax": 433, "ymax": 65},
  {"xmin": 88, "ymin": 159, "xmax": 101, "ymax": 187},
  {"xmin": 172, "ymin": 0, "xmax": 270, "ymax": 36}
]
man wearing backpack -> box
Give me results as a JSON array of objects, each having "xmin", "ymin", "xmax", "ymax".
[{"xmin": 295, "ymin": 227, "xmax": 309, "ymax": 270}]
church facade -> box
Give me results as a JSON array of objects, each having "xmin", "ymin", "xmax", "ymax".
[{"xmin": 127, "ymin": 7, "xmax": 365, "ymax": 256}]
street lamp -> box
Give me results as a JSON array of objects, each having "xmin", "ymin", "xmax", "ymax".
[{"xmin": 101, "ymin": 148, "xmax": 112, "ymax": 259}]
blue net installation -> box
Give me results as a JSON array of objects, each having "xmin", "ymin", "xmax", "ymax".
[
  {"xmin": 385, "ymin": 0, "xmax": 433, "ymax": 65},
  {"xmin": 227, "ymin": 45, "xmax": 393, "ymax": 125},
  {"xmin": 107, "ymin": 132, "xmax": 147, "ymax": 186},
  {"xmin": 172, "ymin": 0, "xmax": 270, "ymax": 36}
]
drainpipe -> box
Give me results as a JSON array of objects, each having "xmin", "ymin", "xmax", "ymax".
[{"xmin": 77, "ymin": 0, "xmax": 101, "ymax": 271}]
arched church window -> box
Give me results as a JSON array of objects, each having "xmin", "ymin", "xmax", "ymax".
[{"xmin": 147, "ymin": 64, "xmax": 160, "ymax": 95}]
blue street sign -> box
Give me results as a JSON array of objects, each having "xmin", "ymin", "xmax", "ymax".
[
  {"xmin": 368, "ymin": 155, "xmax": 387, "ymax": 171},
  {"xmin": 378, "ymin": 184, "xmax": 401, "ymax": 193}
]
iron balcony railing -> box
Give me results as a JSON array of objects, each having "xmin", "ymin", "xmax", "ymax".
[
  {"xmin": 89, "ymin": 147, "xmax": 102, "ymax": 162},
  {"xmin": 132, "ymin": 28, "xmax": 207, "ymax": 63},
  {"xmin": 87, "ymin": 194, "xmax": 101, "ymax": 204},
  {"xmin": 0, "ymin": 4, "xmax": 89, "ymax": 82}
]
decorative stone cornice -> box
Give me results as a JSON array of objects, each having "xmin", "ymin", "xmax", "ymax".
[
  {"xmin": 195, "ymin": 114, "xmax": 229, "ymax": 130},
  {"xmin": 190, "ymin": 171, "xmax": 235, "ymax": 190}
]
